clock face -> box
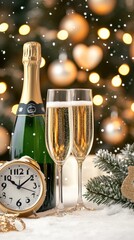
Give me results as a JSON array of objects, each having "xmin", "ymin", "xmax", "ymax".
[{"xmin": 0, "ymin": 161, "xmax": 45, "ymax": 213}]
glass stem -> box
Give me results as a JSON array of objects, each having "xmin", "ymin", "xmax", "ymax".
[
  {"xmin": 77, "ymin": 161, "xmax": 83, "ymax": 206},
  {"xmin": 57, "ymin": 164, "xmax": 64, "ymax": 213}
]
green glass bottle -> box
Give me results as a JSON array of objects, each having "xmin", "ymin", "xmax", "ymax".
[{"xmin": 10, "ymin": 42, "xmax": 56, "ymax": 212}]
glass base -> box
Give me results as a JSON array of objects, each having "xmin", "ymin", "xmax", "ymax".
[
  {"xmin": 29, "ymin": 204, "xmax": 95, "ymax": 218},
  {"xmin": 72, "ymin": 203, "xmax": 95, "ymax": 212},
  {"xmin": 74, "ymin": 203, "xmax": 86, "ymax": 211}
]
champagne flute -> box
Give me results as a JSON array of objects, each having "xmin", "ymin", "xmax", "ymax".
[
  {"xmin": 45, "ymin": 89, "xmax": 73, "ymax": 216},
  {"xmin": 70, "ymin": 89, "xmax": 94, "ymax": 210}
]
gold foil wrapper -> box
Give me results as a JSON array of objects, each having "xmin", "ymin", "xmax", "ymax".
[{"xmin": 23, "ymin": 41, "xmax": 41, "ymax": 63}]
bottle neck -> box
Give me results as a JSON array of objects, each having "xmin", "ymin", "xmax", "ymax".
[{"xmin": 20, "ymin": 62, "xmax": 43, "ymax": 104}]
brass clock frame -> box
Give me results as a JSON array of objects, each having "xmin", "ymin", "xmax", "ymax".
[{"xmin": 0, "ymin": 156, "xmax": 46, "ymax": 217}]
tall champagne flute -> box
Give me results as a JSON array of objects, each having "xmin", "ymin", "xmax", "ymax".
[
  {"xmin": 45, "ymin": 89, "xmax": 73, "ymax": 216},
  {"xmin": 71, "ymin": 89, "xmax": 94, "ymax": 210}
]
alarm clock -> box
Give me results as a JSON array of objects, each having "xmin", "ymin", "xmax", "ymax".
[{"xmin": 0, "ymin": 156, "xmax": 46, "ymax": 216}]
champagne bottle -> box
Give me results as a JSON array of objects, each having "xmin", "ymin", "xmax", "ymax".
[{"xmin": 10, "ymin": 41, "xmax": 56, "ymax": 212}]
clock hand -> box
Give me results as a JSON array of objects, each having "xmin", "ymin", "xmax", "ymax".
[
  {"xmin": 18, "ymin": 175, "xmax": 32, "ymax": 189},
  {"xmin": 7, "ymin": 177, "xmax": 35, "ymax": 192},
  {"xmin": 20, "ymin": 186, "xmax": 35, "ymax": 193},
  {"xmin": 7, "ymin": 177, "xmax": 19, "ymax": 187}
]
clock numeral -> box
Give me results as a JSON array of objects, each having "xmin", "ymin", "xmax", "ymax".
[
  {"xmin": 7, "ymin": 175, "xmax": 11, "ymax": 181},
  {"xmin": 32, "ymin": 192, "xmax": 35, "ymax": 198},
  {"xmin": 4, "ymin": 175, "xmax": 11, "ymax": 181},
  {"xmin": 26, "ymin": 197, "xmax": 30, "ymax": 204},
  {"xmin": 30, "ymin": 175, "xmax": 34, "ymax": 181},
  {"xmin": 16, "ymin": 198, "xmax": 22, "ymax": 208},
  {"xmin": 9, "ymin": 197, "xmax": 13, "ymax": 203},
  {"xmin": 1, "ymin": 182, "xmax": 7, "ymax": 190},
  {"xmin": 2, "ymin": 192, "xmax": 6, "ymax": 199},
  {"xmin": 10, "ymin": 168, "xmax": 24, "ymax": 175},
  {"xmin": 19, "ymin": 168, "xmax": 24, "ymax": 175},
  {"xmin": 27, "ymin": 168, "xmax": 30, "ymax": 175},
  {"xmin": 4, "ymin": 175, "xmax": 6, "ymax": 181},
  {"xmin": 33, "ymin": 182, "xmax": 37, "ymax": 189}
]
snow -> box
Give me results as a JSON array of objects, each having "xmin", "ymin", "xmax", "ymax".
[{"xmin": 1, "ymin": 206, "xmax": 134, "ymax": 240}]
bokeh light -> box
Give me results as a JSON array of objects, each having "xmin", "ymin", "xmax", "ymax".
[
  {"xmin": 97, "ymin": 27, "xmax": 110, "ymax": 40},
  {"xmin": 11, "ymin": 104, "xmax": 19, "ymax": 114},
  {"xmin": 0, "ymin": 126, "xmax": 10, "ymax": 155},
  {"xmin": 0, "ymin": 22, "xmax": 9, "ymax": 32},
  {"xmin": 131, "ymin": 103, "xmax": 134, "ymax": 112},
  {"xmin": 93, "ymin": 95, "xmax": 103, "ymax": 106},
  {"xmin": 40, "ymin": 57, "xmax": 46, "ymax": 68},
  {"xmin": 111, "ymin": 75, "xmax": 122, "ymax": 87},
  {"xmin": 0, "ymin": 82, "xmax": 7, "ymax": 94},
  {"xmin": 19, "ymin": 24, "xmax": 31, "ymax": 35},
  {"xmin": 118, "ymin": 64, "xmax": 130, "ymax": 76},
  {"xmin": 89, "ymin": 72, "xmax": 100, "ymax": 83},
  {"xmin": 123, "ymin": 33, "xmax": 132, "ymax": 44},
  {"xmin": 57, "ymin": 30, "xmax": 68, "ymax": 40}
]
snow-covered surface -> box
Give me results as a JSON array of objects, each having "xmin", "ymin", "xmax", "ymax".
[
  {"xmin": 1, "ymin": 205, "xmax": 134, "ymax": 240},
  {"xmin": 1, "ymin": 155, "xmax": 133, "ymax": 239}
]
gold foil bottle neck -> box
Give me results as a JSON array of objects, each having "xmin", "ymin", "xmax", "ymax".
[{"xmin": 22, "ymin": 41, "xmax": 41, "ymax": 63}]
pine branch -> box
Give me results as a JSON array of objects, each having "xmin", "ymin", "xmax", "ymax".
[
  {"xmin": 121, "ymin": 144, "xmax": 134, "ymax": 160},
  {"xmin": 94, "ymin": 148, "xmax": 134, "ymax": 181},
  {"xmin": 84, "ymin": 175, "xmax": 134, "ymax": 209},
  {"xmin": 84, "ymin": 144, "xmax": 134, "ymax": 210},
  {"xmin": 84, "ymin": 175, "xmax": 122, "ymax": 205}
]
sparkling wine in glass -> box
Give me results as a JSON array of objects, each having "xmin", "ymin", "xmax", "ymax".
[
  {"xmin": 71, "ymin": 89, "xmax": 94, "ymax": 210},
  {"xmin": 45, "ymin": 89, "xmax": 73, "ymax": 216}
]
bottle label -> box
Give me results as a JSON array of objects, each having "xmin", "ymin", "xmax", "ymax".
[{"xmin": 17, "ymin": 101, "xmax": 45, "ymax": 116}]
